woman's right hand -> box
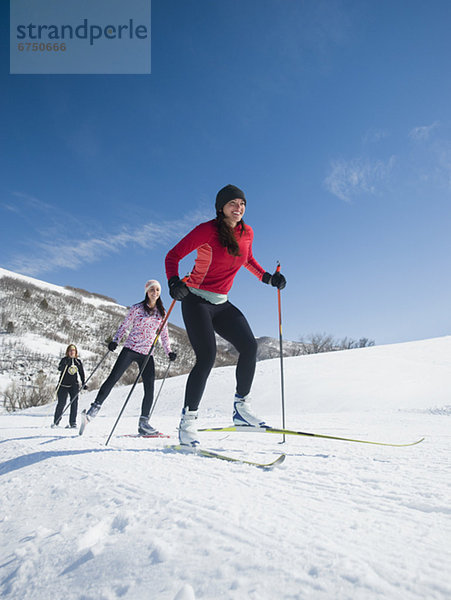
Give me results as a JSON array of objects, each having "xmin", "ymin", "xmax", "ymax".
[{"xmin": 108, "ymin": 341, "xmax": 118, "ymax": 351}]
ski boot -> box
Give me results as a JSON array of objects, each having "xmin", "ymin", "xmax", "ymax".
[
  {"xmin": 233, "ymin": 394, "xmax": 266, "ymax": 427},
  {"xmin": 138, "ymin": 416, "xmax": 161, "ymax": 437},
  {"xmin": 178, "ymin": 407, "xmax": 200, "ymax": 447}
]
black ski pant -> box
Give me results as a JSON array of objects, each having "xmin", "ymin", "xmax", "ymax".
[
  {"xmin": 94, "ymin": 347, "xmax": 155, "ymax": 417},
  {"xmin": 181, "ymin": 292, "xmax": 257, "ymax": 411},
  {"xmin": 54, "ymin": 385, "xmax": 79, "ymax": 426}
]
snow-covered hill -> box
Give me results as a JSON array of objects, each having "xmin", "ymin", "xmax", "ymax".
[{"xmin": 0, "ymin": 336, "xmax": 450, "ymax": 599}]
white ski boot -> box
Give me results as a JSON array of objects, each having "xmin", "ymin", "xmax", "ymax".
[
  {"xmin": 178, "ymin": 407, "xmax": 200, "ymax": 447},
  {"xmin": 233, "ymin": 395, "xmax": 266, "ymax": 427}
]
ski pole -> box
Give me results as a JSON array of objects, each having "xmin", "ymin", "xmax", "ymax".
[
  {"xmin": 276, "ymin": 262, "xmax": 286, "ymax": 444},
  {"xmin": 105, "ymin": 297, "xmax": 179, "ymax": 446},
  {"xmin": 51, "ymin": 363, "xmax": 67, "ymax": 424},
  {"xmin": 54, "ymin": 363, "xmax": 69, "ymax": 401},
  {"xmin": 148, "ymin": 360, "xmax": 171, "ymax": 421},
  {"xmin": 60, "ymin": 349, "xmax": 110, "ymax": 417}
]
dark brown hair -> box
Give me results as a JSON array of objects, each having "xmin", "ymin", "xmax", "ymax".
[
  {"xmin": 216, "ymin": 212, "xmax": 246, "ymax": 256},
  {"xmin": 142, "ymin": 296, "xmax": 166, "ymax": 318}
]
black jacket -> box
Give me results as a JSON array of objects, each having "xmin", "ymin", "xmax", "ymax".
[{"xmin": 58, "ymin": 357, "xmax": 85, "ymax": 388}]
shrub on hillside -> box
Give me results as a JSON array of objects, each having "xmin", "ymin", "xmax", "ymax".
[{"xmin": 3, "ymin": 372, "xmax": 54, "ymax": 412}]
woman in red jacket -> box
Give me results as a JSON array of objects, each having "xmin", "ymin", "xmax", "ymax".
[{"xmin": 165, "ymin": 184, "xmax": 286, "ymax": 446}]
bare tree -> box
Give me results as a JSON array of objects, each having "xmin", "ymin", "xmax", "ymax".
[
  {"xmin": 299, "ymin": 333, "xmax": 375, "ymax": 354},
  {"xmin": 357, "ymin": 337, "xmax": 375, "ymax": 348},
  {"xmin": 298, "ymin": 333, "xmax": 335, "ymax": 354},
  {"xmin": 339, "ymin": 336, "xmax": 375, "ymax": 349}
]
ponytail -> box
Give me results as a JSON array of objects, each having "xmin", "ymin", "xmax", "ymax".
[{"xmin": 216, "ymin": 212, "xmax": 246, "ymax": 256}]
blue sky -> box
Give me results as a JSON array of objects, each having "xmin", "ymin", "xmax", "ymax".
[{"xmin": 1, "ymin": 0, "xmax": 451, "ymax": 346}]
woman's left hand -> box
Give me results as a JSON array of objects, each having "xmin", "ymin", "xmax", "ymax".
[{"xmin": 263, "ymin": 270, "xmax": 286, "ymax": 290}]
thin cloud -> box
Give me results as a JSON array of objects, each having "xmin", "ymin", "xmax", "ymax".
[
  {"xmin": 363, "ymin": 129, "xmax": 390, "ymax": 144},
  {"xmin": 324, "ymin": 156, "xmax": 395, "ymax": 203},
  {"xmin": 2, "ymin": 191, "xmax": 85, "ymax": 234},
  {"xmin": 3, "ymin": 191, "xmax": 54, "ymax": 213},
  {"xmin": 409, "ymin": 122, "xmax": 440, "ymax": 141},
  {"xmin": 7, "ymin": 211, "xmax": 207, "ymax": 277},
  {"xmin": 407, "ymin": 122, "xmax": 451, "ymax": 190}
]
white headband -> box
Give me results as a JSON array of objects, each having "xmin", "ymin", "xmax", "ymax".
[{"xmin": 145, "ymin": 279, "xmax": 161, "ymax": 293}]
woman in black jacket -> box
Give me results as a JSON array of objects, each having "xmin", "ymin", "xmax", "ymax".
[{"xmin": 52, "ymin": 344, "xmax": 86, "ymax": 428}]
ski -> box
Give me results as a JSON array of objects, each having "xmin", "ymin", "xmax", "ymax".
[
  {"xmin": 120, "ymin": 433, "xmax": 170, "ymax": 439},
  {"xmin": 166, "ymin": 444, "xmax": 286, "ymax": 469},
  {"xmin": 78, "ymin": 410, "xmax": 89, "ymax": 436},
  {"xmin": 198, "ymin": 425, "xmax": 425, "ymax": 447}
]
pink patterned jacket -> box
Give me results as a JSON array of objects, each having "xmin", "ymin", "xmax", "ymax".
[{"xmin": 113, "ymin": 302, "xmax": 172, "ymax": 356}]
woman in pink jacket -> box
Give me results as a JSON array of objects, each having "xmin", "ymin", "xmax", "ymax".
[
  {"xmin": 81, "ymin": 280, "xmax": 176, "ymax": 436},
  {"xmin": 165, "ymin": 184, "xmax": 286, "ymax": 446}
]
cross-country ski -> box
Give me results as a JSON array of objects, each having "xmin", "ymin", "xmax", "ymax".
[
  {"xmin": 166, "ymin": 444, "xmax": 286, "ymax": 469},
  {"xmin": 120, "ymin": 432, "xmax": 171, "ymax": 439},
  {"xmin": 199, "ymin": 425, "xmax": 425, "ymax": 447}
]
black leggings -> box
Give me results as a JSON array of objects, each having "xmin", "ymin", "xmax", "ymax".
[
  {"xmin": 182, "ymin": 292, "xmax": 257, "ymax": 411},
  {"xmin": 94, "ymin": 348, "xmax": 155, "ymax": 417},
  {"xmin": 54, "ymin": 385, "xmax": 79, "ymax": 426}
]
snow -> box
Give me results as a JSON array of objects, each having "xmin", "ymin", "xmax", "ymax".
[
  {"xmin": 1, "ymin": 337, "xmax": 450, "ymax": 600},
  {"xmin": 0, "ymin": 373, "xmax": 11, "ymax": 394},
  {"xmin": 0, "ymin": 267, "xmax": 72, "ymax": 297},
  {"xmin": 0, "ymin": 267, "xmax": 118, "ymax": 308},
  {"xmin": 5, "ymin": 332, "xmax": 99, "ymax": 363},
  {"xmin": 5, "ymin": 333, "xmax": 72, "ymax": 361}
]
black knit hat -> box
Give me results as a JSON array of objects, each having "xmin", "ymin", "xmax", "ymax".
[{"xmin": 215, "ymin": 184, "xmax": 246, "ymax": 213}]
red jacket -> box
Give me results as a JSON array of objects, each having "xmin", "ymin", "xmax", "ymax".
[{"xmin": 165, "ymin": 219, "xmax": 266, "ymax": 295}]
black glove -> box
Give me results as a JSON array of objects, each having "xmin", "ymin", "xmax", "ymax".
[
  {"xmin": 83, "ymin": 384, "xmax": 88, "ymax": 390},
  {"xmin": 168, "ymin": 352, "xmax": 177, "ymax": 362},
  {"xmin": 271, "ymin": 271, "xmax": 286, "ymax": 289},
  {"xmin": 168, "ymin": 276, "xmax": 189, "ymax": 301},
  {"xmin": 262, "ymin": 270, "xmax": 286, "ymax": 290},
  {"xmin": 108, "ymin": 341, "xmax": 118, "ymax": 352}
]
